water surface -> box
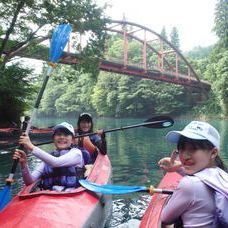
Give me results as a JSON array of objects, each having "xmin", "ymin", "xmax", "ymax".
[{"xmin": 1, "ymin": 118, "xmax": 228, "ymax": 227}]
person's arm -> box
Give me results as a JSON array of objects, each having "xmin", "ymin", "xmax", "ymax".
[
  {"xmin": 158, "ymin": 150, "xmax": 183, "ymax": 172},
  {"xmin": 18, "ymin": 134, "xmax": 83, "ymax": 167},
  {"xmin": 161, "ymin": 176, "xmax": 194, "ymax": 224},
  {"xmin": 21, "ymin": 163, "xmax": 45, "ymax": 185},
  {"xmin": 94, "ymin": 130, "xmax": 107, "ymax": 155},
  {"xmin": 13, "ymin": 149, "xmax": 44, "ymax": 185},
  {"xmin": 31, "ymin": 147, "xmax": 83, "ymax": 167}
]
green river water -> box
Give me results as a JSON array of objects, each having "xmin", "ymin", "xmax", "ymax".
[{"xmin": 0, "ymin": 117, "xmax": 228, "ymax": 227}]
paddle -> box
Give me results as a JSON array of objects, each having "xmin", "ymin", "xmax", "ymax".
[
  {"xmin": 34, "ymin": 115, "xmax": 174, "ymax": 146},
  {"xmin": 82, "ymin": 115, "xmax": 174, "ymax": 136},
  {"xmin": 0, "ymin": 24, "xmax": 72, "ymax": 211},
  {"xmin": 79, "ymin": 180, "xmax": 173, "ymax": 195}
]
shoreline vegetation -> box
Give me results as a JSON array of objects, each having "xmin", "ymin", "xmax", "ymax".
[{"xmin": 0, "ymin": 0, "xmax": 227, "ymax": 128}]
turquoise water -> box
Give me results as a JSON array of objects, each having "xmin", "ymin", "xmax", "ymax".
[{"xmin": 0, "ymin": 117, "xmax": 228, "ymax": 227}]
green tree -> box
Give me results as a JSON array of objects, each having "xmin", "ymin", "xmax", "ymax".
[
  {"xmin": 0, "ymin": 0, "xmax": 107, "ymax": 126},
  {"xmin": 39, "ymin": 65, "xmax": 96, "ymax": 116},
  {"xmin": 160, "ymin": 26, "xmax": 169, "ymax": 51},
  {"xmin": 0, "ymin": 64, "xmax": 34, "ymax": 127},
  {"xmin": 160, "ymin": 26, "xmax": 168, "ymax": 40},
  {"xmin": 214, "ymin": 0, "xmax": 228, "ymax": 48},
  {"xmin": 170, "ymin": 27, "xmax": 180, "ymax": 49},
  {"xmin": 0, "ymin": 0, "xmax": 107, "ymax": 68},
  {"xmin": 185, "ymin": 46, "xmax": 213, "ymax": 59},
  {"xmin": 117, "ymin": 76, "xmax": 139, "ymax": 116},
  {"xmin": 39, "ymin": 79, "xmax": 66, "ymax": 116},
  {"xmin": 92, "ymin": 72, "xmax": 119, "ymax": 116},
  {"xmin": 207, "ymin": 51, "xmax": 228, "ymax": 115},
  {"xmin": 204, "ymin": 0, "xmax": 228, "ymax": 116}
]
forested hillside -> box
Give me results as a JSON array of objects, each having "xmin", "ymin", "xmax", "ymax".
[
  {"xmin": 37, "ymin": 33, "xmax": 196, "ymax": 118},
  {"xmin": 0, "ymin": 0, "xmax": 227, "ymax": 127}
]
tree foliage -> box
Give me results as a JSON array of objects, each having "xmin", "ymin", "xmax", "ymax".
[
  {"xmin": 214, "ymin": 0, "xmax": 228, "ymax": 48},
  {"xmin": 170, "ymin": 27, "xmax": 180, "ymax": 49},
  {"xmin": 0, "ymin": 0, "xmax": 107, "ymax": 67},
  {"xmin": 2, "ymin": 0, "xmax": 228, "ymax": 125},
  {"xmin": 203, "ymin": 0, "xmax": 228, "ymax": 116},
  {"xmin": 0, "ymin": 64, "xmax": 34, "ymax": 126},
  {"xmin": 0, "ymin": 0, "xmax": 107, "ymax": 126},
  {"xmin": 39, "ymin": 35, "xmax": 194, "ymax": 118}
]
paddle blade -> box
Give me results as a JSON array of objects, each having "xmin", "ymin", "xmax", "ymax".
[
  {"xmin": 0, "ymin": 185, "xmax": 11, "ymax": 211},
  {"xmin": 144, "ymin": 115, "xmax": 174, "ymax": 128},
  {"xmin": 79, "ymin": 180, "xmax": 147, "ymax": 194},
  {"xmin": 50, "ymin": 24, "xmax": 72, "ymax": 63}
]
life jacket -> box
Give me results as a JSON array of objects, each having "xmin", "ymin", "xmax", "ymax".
[
  {"xmin": 75, "ymin": 145, "xmax": 91, "ymax": 165},
  {"xmin": 80, "ymin": 136, "xmax": 97, "ymax": 154},
  {"xmin": 41, "ymin": 148, "xmax": 85, "ymax": 190}
]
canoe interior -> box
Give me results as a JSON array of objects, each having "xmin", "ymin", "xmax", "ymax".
[{"xmin": 140, "ymin": 172, "xmax": 182, "ymax": 228}]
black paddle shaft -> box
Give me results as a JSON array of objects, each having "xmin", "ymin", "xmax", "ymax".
[
  {"xmin": 10, "ymin": 74, "xmax": 51, "ymax": 176},
  {"xmin": 79, "ymin": 120, "xmax": 165, "ymax": 137},
  {"xmin": 7, "ymin": 134, "xmax": 24, "ymax": 184},
  {"xmin": 34, "ymin": 116, "xmax": 174, "ymax": 147},
  {"xmin": 79, "ymin": 116, "xmax": 174, "ymax": 136}
]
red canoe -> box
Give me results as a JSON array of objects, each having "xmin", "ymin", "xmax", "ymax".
[
  {"xmin": 0, "ymin": 128, "xmax": 53, "ymax": 140},
  {"xmin": 0, "ymin": 153, "xmax": 112, "ymax": 228},
  {"xmin": 140, "ymin": 172, "xmax": 182, "ymax": 228}
]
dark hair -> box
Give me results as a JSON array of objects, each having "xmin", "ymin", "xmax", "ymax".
[
  {"xmin": 53, "ymin": 128, "xmax": 74, "ymax": 137},
  {"xmin": 177, "ymin": 136, "xmax": 227, "ymax": 172},
  {"xmin": 77, "ymin": 114, "xmax": 93, "ymax": 134},
  {"xmin": 177, "ymin": 136, "xmax": 214, "ymax": 151},
  {"xmin": 24, "ymin": 116, "xmax": 30, "ymax": 121}
]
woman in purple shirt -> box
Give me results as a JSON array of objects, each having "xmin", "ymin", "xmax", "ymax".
[
  {"xmin": 158, "ymin": 121, "xmax": 228, "ymax": 228},
  {"xmin": 13, "ymin": 122, "xmax": 84, "ymax": 191}
]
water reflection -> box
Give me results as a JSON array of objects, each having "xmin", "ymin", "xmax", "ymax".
[
  {"xmin": 108, "ymin": 195, "xmax": 150, "ymax": 227},
  {"xmin": 0, "ymin": 118, "xmax": 228, "ymax": 227}
]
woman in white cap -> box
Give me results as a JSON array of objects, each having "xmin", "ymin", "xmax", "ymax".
[
  {"xmin": 76, "ymin": 113, "xmax": 107, "ymax": 162},
  {"xmin": 158, "ymin": 121, "xmax": 228, "ymax": 228},
  {"xmin": 13, "ymin": 122, "xmax": 87, "ymax": 191}
]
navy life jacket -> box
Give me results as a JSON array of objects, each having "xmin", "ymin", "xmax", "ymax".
[
  {"xmin": 72, "ymin": 144, "xmax": 92, "ymax": 164},
  {"xmin": 75, "ymin": 146, "xmax": 91, "ymax": 165},
  {"xmin": 41, "ymin": 147, "xmax": 90, "ymax": 190}
]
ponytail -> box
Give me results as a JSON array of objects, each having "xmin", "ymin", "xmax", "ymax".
[{"xmin": 214, "ymin": 156, "xmax": 228, "ymax": 173}]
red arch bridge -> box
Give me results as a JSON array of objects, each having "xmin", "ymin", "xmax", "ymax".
[{"xmin": 24, "ymin": 20, "xmax": 212, "ymax": 94}]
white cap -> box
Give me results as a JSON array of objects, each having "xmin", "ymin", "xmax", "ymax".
[
  {"xmin": 53, "ymin": 122, "xmax": 75, "ymax": 136},
  {"xmin": 78, "ymin": 112, "xmax": 92, "ymax": 121},
  {"xmin": 166, "ymin": 121, "xmax": 220, "ymax": 150}
]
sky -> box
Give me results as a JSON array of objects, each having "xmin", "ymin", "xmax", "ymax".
[{"xmin": 98, "ymin": 0, "xmax": 218, "ymax": 51}]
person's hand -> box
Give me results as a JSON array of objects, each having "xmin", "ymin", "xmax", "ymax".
[
  {"xmin": 96, "ymin": 129, "xmax": 105, "ymax": 137},
  {"xmin": 158, "ymin": 150, "xmax": 182, "ymax": 172},
  {"xmin": 13, "ymin": 149, "xmax": 27, "ymax": 168},
  {"xmin": 72, "ymin": 137, "xmax": 78, "ymax": 145},
  {"xmin": 19, "ymin": 134, "xmax": 35, "ymax": 151}
]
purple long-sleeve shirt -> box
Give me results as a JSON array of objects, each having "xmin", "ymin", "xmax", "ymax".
[
  {"xmin": 161, "ymin": 167, "xmax": 228, "ymax": 228},
  {"xmin": 161, "ymin": 175, "xmax": 215, "ymax": 227},
  {"xmin": 21, "ymin": 146, "xmax": 83, "ymax": 191}
]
